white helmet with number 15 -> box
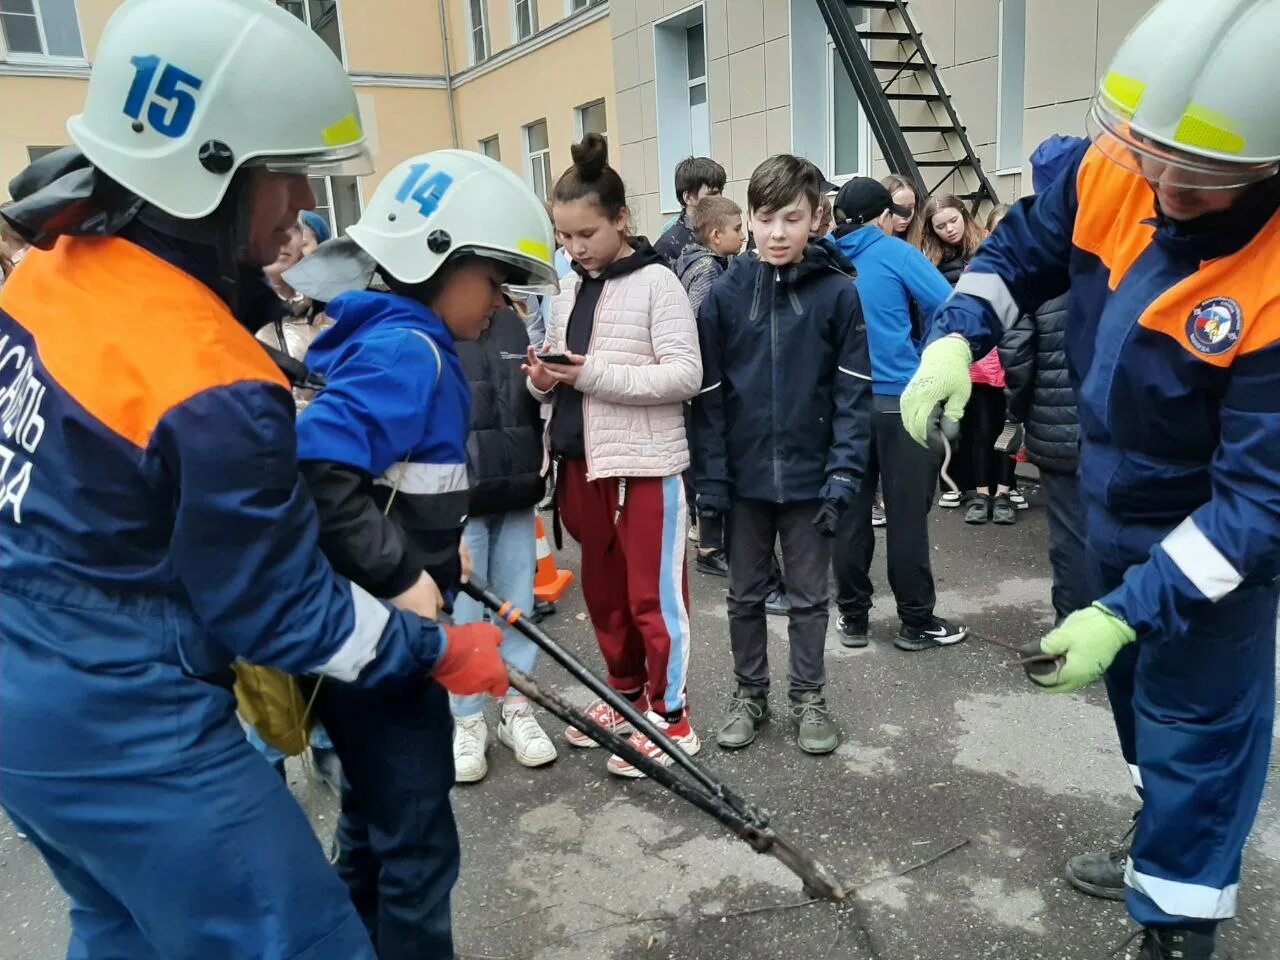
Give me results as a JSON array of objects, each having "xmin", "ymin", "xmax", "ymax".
[{"xmin": 67, "ymin": 0, "xmax": 372, "ymax": 220}]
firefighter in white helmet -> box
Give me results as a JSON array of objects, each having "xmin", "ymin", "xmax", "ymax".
[
  {"xmin": 901, "ymin": 1, "xmax": 1280, "ymax": 956},
  {"xmin": 283, "ymin": 150, "xmax": 558, "ymax": 957},
  {"xmin": 0, "ymin": 2, "xmax": 507, "ymax": 956}
]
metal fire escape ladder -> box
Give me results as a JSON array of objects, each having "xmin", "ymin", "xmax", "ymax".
[{"xmin": 814, "ymin": 0, "xmax": 1001, "ymax": 212}]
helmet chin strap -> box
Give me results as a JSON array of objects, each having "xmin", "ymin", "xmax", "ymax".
[{"xmin": 136, "ymin": 169, "xmax": 253, "ymax": 316}]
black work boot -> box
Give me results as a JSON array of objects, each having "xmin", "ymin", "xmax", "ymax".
[
  {"xmin": 1066, "ymin": 810, "xmax": 1138, "ymax": 901},
  {"xmin": 1129, "ymin": 927, "xmax": 1216, "ymax": 959}
]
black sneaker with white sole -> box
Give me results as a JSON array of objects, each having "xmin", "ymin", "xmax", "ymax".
[
  {"xmin": 895, "ymin": 617, "xmax": 968, "ymax": 652},
  {"xmin": 836, "ymin": 614, "xmax": 869, "ymax": 648}
]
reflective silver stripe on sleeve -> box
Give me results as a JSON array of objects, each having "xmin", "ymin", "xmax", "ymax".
[
  {"xmin": 316, "ymin": 582, "xmax": 390, "ymax": 682},
  {"xmin": 1159, "ymin": 517, "xmax": 1243, "ymax": 601},
  {"xmin": 954, "ymin": 271, "xmax": 1021, "ymax": 330},
  {"xmin": 1125, "ymin": 864, "xmax": 1238, "ymax": 920},
  {"xmin": 375, "ymin": 461, "xmax": 470, "ymax": 495},
  {"xmin": 838, "ymin": 366, "xmax": 873, "ymax": 381},
  {"xmin": 699, "ymin": 381, "xmax": 722, "ymax": 395}
]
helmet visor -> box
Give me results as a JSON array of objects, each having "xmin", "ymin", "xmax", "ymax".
[
  {"xmin": 254, "ymin": 141, "xmax": 375, "ymax": 178},
  {"xmin": 1087, "ymin": 99, "xmax": 1279, "ymax": 189},
  {"xmin": 462, "ymin": 246, "xmax": 561, "ymax": 296}
]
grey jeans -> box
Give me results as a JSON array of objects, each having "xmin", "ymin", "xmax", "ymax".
[{"xmin": 727, "ymin": 499, "xmax": 832, "ymax": 697}]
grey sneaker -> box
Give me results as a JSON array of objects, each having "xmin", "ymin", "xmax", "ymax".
[
  {"xmin": 790, "ymin": 692, "xmax": 838, "ymax": 755},
  {"xmin": 717, "ymin": 687, "xmax": 769, "ymax": 749},
  {"xmin": 1066, "ymin": 811, "xmax": 1138, "ymax": 901}
]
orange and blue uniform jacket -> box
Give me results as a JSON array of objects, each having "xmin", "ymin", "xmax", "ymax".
[
  {"xmin": 931, "ymin": 143, "xmax": 1280, "ymax": 925},
  {"xmin": 932, "ymin": 141, "xmax": 1280, "ymax": 645},
  {"xmin": 0, "ymin": 234, "xmax": 447, "ymax": 780}
]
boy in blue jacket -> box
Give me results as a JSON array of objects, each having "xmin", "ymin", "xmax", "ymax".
[
  {"xmin": 287, "ymin": 150, "xmax": 558, "ymax": 958},
  {"xmin": 829, "ymin": 177, "xmax": 968, "ymax": 653},
  {"xmin": 693, "ymin": 155, "xmax": 872, "ymax": 756}
]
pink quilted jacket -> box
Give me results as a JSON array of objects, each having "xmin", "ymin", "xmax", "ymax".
[{"xmin": 533, "ymin": 263, "xmax": 702, "ymax": 479}]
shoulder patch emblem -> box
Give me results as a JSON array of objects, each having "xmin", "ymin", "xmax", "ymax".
[{"xmin": 1185, "ymin": 297, "xmax": 1243, "ymax": 356}]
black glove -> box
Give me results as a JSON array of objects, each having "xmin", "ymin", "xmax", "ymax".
[
  {"xmin": 697, "ymin": 490, "xmax": 731, "ymax": 520},
  {"xmin": 812, "ymin": 499, "xmax": 842, "ymax": 538}
]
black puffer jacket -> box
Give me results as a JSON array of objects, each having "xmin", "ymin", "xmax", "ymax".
[
  {"xmin": 998, "ymin": 294, "xmax": 1078, "ymax": 474},
  {"xmin": 936, "ymin": 248, "xmax": 968, "ymax": 286},
  {"xmin": 456, "ymin": 308, "xmax": 546, "ymax": 517}
]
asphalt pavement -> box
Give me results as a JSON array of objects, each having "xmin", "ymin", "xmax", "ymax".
[{"xmin": 3, "ymin": 486, "xmax": 1278, "ymax": 959}]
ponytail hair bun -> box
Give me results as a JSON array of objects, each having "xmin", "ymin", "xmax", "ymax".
[
  {"xmin": 554, "ymin": 133, "xmax": 628, "ymax": 221},
  {"xmin": 570, "ymin": 133, "xmax": 610, "ymax": 183}
]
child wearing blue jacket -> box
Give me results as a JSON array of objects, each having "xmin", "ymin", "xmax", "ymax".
[
  {"xmin": 286, "ymin": 150, "xmax": 559, "ymax": 959},
  {"xmin": 829, "ymin": 177, "xmax": 968, "ymax": 654}
]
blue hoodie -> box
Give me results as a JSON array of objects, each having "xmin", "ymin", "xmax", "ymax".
[{"xmin": 833, "ymin": 226, "xmax": 952, "ymax": 396}]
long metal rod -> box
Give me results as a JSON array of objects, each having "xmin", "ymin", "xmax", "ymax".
[
  {"xmin": 461, "ymin": 578, "xmax": 758, "ymax": 823},
  {"xmin": 493, "ymin": 625, "xmax": 847, "ymax": 901}
]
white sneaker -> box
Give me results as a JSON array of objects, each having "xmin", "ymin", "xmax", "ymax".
[
  {"xmin": 498, "ymin": 701, "xmax": 558, "ymax": 768},
  {"xmin": 939, "ymin": 490, "xmax": 963, "ymax": 508},
  {"xmin": 453, "ymin": 714, "xmax": 489, "ymax": 784}
]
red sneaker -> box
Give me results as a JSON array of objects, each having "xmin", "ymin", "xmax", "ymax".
[
  {"xmin": 565, "ymin": 693, "xmax": 647, "ymax": 748},
  {"xmin": 606, "ymin": 710, "xmax": 701, "ymax": 779}
]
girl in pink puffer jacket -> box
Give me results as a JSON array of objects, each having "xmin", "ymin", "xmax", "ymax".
[{"xmin": 524, "ymin": 135, "xmax": 702, "ymax": 780}]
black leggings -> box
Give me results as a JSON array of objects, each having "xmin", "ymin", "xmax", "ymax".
[{"xmin": 963, "ymin": 384, "xmax": 1015, "ymax": 491}]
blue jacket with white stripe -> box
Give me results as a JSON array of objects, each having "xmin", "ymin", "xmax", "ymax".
[
  {"xmin": 297, "ymin": 290, "xmax": 472, "ymax": 597},
  {"xmin": 929, "ymin": 140, "xmax": 1280, "ymax": 642}
]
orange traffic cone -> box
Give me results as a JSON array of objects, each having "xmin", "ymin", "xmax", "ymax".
[{"xmin": 534, "ymin": 514, "xmax": 574, "ymax": 603}]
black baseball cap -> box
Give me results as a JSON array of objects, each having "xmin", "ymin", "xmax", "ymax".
[{"xmin": 835, "ymin": 177, "xmax": 910, "ymax": 224}]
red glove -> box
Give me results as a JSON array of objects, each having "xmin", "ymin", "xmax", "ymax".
[{"xmin": 434, "ymin": 623, "xmax": 507, "ymax": 697}]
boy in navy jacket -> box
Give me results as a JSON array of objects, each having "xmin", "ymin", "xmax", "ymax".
[{"xmin": 693, "ymin": 155, "xmax": 871, "ymax": 756}]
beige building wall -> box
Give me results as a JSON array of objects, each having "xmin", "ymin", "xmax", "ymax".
[
  {"xmin": 611, "ymin": 0, "xmax": 1160, "ymax": 238},
  {"xmin": 451, "ymin": 17, "xmax": 616, "ymax": 187},
  {"xmin": 2, "ymin": 0, "xmax": 612, "ymax": 228}
]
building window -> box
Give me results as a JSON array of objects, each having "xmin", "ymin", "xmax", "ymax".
[
  {"xmin": 575, "ymin": 99, "xmax": 607, "ymax": 140},
  {"xmin": 26, "ymin": 145, "xmax": 64, "ymax": 163},
  {"xmin": 309, "ymin": 175, "xmax": 362, "ymax": 236},
  {"xmin": 278, "ymin": 0, "xmax": 344, "ymax": 64},
  {"xmin": 788, "ymin": 1, "xmax": 870, "ymax": 183},
  {"xmin": 512, "ymin": 0, "xmax": 536, "ymax": 42},
  {"xmin": 524, "ymin": 120, "xmax": 552, "ymax": 203},
  {"xmin": 479, "ymin": 135, "xmax": 501, "ymax": 161},
  {"xmin": 567, "ymin": 0, "xmax": 592, "ymax": 12},
  {"xmin": 466, "ymin": 0, "xmax": 489, "ymax": 64},
  {"xmin": 653, "ymin": 7, "xmax": 711, "ymax": 212},
  {"xmin": 996, "ymin": 0, "xmax": 1026, "ymax": 172},
  {"xmin": 828, "ymin": 37, "xmax": 870, "ymax": 178},
  {"xmin": 0, "ymin": 0, "xmax": 83, "ymax": 59}
]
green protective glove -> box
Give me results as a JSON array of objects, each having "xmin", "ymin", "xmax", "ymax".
[
  {"xmin": 901, "ymin": 336, "xmax": 974, "ymax": 448},
  {"xmin": 1030, "ymin": 603, "xmax": 1137, "ymax": 694}
]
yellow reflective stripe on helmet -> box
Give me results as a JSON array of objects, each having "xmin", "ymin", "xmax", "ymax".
[
  {"xmin": 322, "ymin": 114, "xmax": 363, "ymax": 146},
  {"xmin": 518, "ymin": 238, "xmax": 552, "ymax": 264},
  {"xmin": 1102, "ymin": 72, "xmax": 1145, "ymax": 119},
  {"xmin": 1175, "ymin": 103, "xmax": 1246, "ymax": 155}
]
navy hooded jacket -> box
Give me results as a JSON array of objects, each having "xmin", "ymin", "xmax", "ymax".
[{"xmin": 692, "ymin": 241, "xmax": 873, "ymax": 505}]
